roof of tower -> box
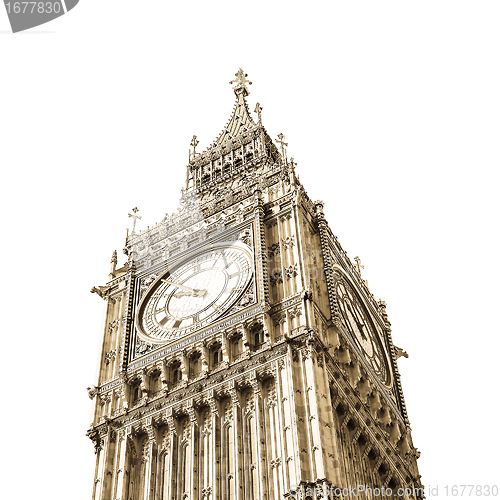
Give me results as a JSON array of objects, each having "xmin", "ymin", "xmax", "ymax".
[
  {"xmin": 185, "ymin": 69, "xmax": 282, "ymax": 185},
  {"xmin": 207, "ymin": 68, "xmax": 258, "ymax": 149}
]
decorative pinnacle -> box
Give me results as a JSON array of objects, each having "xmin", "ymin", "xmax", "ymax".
[
  {"xmin": 190, "ymin": 135, "xmax": 199, "ymax": 160},
  {"xmin": 254, "ymin": 103, "xmax": 262, "ymax": 125},
  {"xmin": 128, "ymin": 207, "xmax": 141, "ymax": 235},
  {"xmin": 276, "ymin": 133, "xmax": 288, "ymax": 162},
  {"xmin": 230, "ymin": 68, "xmax": 252, "ymax": 96},
  {"xmin": 109, "ymin": 250, "xmax": 117, "ymax": 279},
  {"xmin": 354, "ymin": 256, "xmax": 364, "ymax": 275}
]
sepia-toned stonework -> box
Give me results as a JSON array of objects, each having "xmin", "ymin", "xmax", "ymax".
[{"xmin": 87, "ymin": 69, "xmax": 423, "ymax": 500}]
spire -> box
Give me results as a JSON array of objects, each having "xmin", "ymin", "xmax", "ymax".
[
  {"xmin": 208, "ymin": 68, "xmax": 257, "ymax": 149},
  {"xmin": 186, "ymin": 69, "xmax": 282, "ymax": 185}
]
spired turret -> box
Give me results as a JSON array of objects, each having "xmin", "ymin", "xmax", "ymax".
[{"xmin": 87, "ymin": 70, "xmax": 423, "ymax": 500}]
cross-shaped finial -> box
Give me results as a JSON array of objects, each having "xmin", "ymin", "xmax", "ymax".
[
  {"xmin": 128, "ymin": 207, "xmax": 142, "ymax": 235},
  {"xmin": 230, "ymin": 68, "xmax": 252, "ymax": 91},
  {"xmin": 276, "ymin": 133, "xmax": 288, "ymax": 162},
  {"xmin": 254, "ymin": 103, "xmax": 263, "ymax": 126},
  {"xmin": 190, "ymin": 135, "xmax": 199, "ymax": 161},
  {"xmin": 354, "ymin": 256, "xmax": 364, "ymax": 275}
]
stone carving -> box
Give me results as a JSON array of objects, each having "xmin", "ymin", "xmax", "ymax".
[
  {"xmin": 285, "ymin": 264, "xmax": 298, "ymax": 280},
  {"xmin": 108, "ymin": 319, "xmax": 119, "ymax": 334},
  {"xmin": 87, "ymin": 386, "xmax": 98, "ymax": 400},
  {"xmin": 140, "ymin": 274, "xmax": 159, "ymax": 296},
  {"xmin": 239, "ymin": 228, "xmax": 252, "ymax": 246},
  {"xmin": 270, "ymin": 270, "xmax": 283, "ymax": 285},
  {"xmin": 105, "ymin": 350, "xmax": 116, "ymax": 364},
  {"xmin": 90, "ymin": 285, "xmax": 111, "ymax": 300},
  {"xmin": 273, "ymin": 313, "xmax": 286, "ymax": 327},
  {"xmin": 268, "ymin": 242, "xmax": 280, "ymax": 256},
  {"xmin": 394, "ymin": 346, "xmax": 409, "ymax": 360},
  {"xmin": 181, "ymin": 419, "xmax": 191, "ymax": 440},
  {"xmin": 282, "ymin": 236, "xmax": 295, "ymax": 249},
  {"xmin": 100, "ymin": 393, "xmax": 111, "ymax": 405},
  {"xmin": 135, "ymin": 339, "xmax": 156, "ymax": 356},
  {"xmin": 288, "ymin": 306, "xmax": 302, "ymax": 319},
  {"xmin": 223, "ymin": 400, "xmax": 233, "ymax": 422}
]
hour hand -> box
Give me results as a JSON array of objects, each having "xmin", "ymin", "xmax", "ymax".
[
  {"xmin": 173, "ymin": 289, "xmax": 209, "ymax": 299},
  {"xmin": 162, "ymin": 279, "xmax": 208, "ymax": 298},
  {"xmin": 173, "ymin": 290, "xmax": 196, "ymax": 298}
]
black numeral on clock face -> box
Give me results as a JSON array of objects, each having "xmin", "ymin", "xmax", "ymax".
[
  {"xmin": 159, "ymin": 316, "xmax": 170, "ymax": 326},
  {"xmin": 173, "ymin": 320, "xmax": 182, "ymax": 328}
]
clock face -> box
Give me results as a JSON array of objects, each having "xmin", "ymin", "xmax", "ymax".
[
  {"xmin": 335, "ymin": 277, "xmax": 391, "ymax": 386},
  {"xmin": 136, "ymin": 243, "xmax": 253, "ymax": 344}
]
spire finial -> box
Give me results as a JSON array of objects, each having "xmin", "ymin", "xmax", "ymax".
[
  {"xmin": 230, "ymin": 68, "xmax": 252, "ymax": 97},
  {"xmin": 128, "ymin": 207, "xmax": 141, "ymax": 235}
]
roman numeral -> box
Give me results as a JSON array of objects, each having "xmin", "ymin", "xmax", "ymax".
[
  {"xmin": 229, "ymin": 271, "xmax": 240, "ymax": 279},
  {"xmin": 212, "ymin": 252, "xmax": 223, "ymax": 267},
  {"xmin": 173, "ymin": 320, "xmax": 182, "ymax": 328}
]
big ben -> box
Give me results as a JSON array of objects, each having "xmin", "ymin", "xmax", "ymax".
[{"xmin": 87, "ymin": 69, "xmax": 423, "ymax": 500}]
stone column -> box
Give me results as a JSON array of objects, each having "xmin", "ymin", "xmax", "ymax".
[
  {"xmin": 254, "ymin": 187, "xmax": 270, "ymax": 307},
  {"xmin": 208, "ymin": 395, "xmax": 220, "ymax": 500},
  {"xmin": 113, "ymin": 430, "xmax": 127, "ymax": 500},
  {"xmin": 229, "ymin": 382, "xmax": 242, "ymax": 500},
  {"xmin": 143, "ymin": 420, "xmax": 159, "ymax": 500},
  {"xmin": 187, "ymin": 401, "xmax": 200, "ymax": 500},
  {"xmin": 252, "ymin": 375, "xmax": 268, "ymax": 500}
]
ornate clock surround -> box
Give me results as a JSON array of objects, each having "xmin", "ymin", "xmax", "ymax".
[
  {"xmin": 332, "ymin": 266, "xmax": 393, "ymax": 388},
  {"xmin": 135, "ymin": 237, "xmax": 255, "ymax": 347}
]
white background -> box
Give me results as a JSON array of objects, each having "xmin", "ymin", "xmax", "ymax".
[{"xmin": 1, "ymin": 1, "xmax": 499, "ymax": 498}]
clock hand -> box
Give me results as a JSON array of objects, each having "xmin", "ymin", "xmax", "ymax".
[
  {"xmin": 162, "ymin": 279, "xmax": 208, "ymax": 298},
  {"xmin": 353, "ymin": 315, "xmax": 368, "ymax": 341}
]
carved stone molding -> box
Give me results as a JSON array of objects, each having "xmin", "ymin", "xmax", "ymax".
[{"xmin": 285, "ymin": 264, "xmax": 298, "ymax": 280}]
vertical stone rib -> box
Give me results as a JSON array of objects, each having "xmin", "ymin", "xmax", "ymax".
[
  {"xmin": 119, "ymin": 262, "xmax": 136, "ymax": 378},
  {"xmin": 254, "ymin": 188, "xmax": 270, "ymax": 307},
  {"xmin": 379, "ymin": 300, "xmax": 411, "ymax": 426},
  {"xmin": 315, "ymin": 202, "xmax": 340, "ymax": 326}
]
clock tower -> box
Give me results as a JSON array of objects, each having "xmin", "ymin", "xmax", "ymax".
[{"xmin": 87, "ymin": 70, "xmax": 423, "ymax": 500}]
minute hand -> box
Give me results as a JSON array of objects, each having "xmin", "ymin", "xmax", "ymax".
[{"xmin": 161, "ymin": 279, "xmax": 207, "ymax": 297}]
